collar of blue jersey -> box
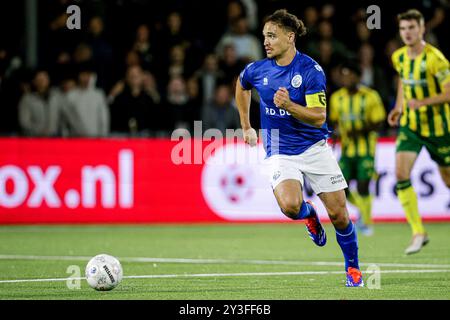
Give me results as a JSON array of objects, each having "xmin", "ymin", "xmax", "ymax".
[{"xmin": 271, "ymin": 50, "xmax": 301, "ymax": 69}]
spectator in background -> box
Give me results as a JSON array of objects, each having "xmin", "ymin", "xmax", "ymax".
[
  {"xmin": 302, "ymin": 6, "xmax": 320, "ymax": 49},
  {"xmin": 202, "ymin": 83, "xmax": 240, "ymax": 135},
  {"xmin": 316, "ymin": 40, "xmax": 341, "ymax": 92},
  {"xmin": 4, "ymin": 0, "xmax": 449, "ymax": 140},
  {"xmin": 142, "ymin": 71, "xmax": 161, "ymax": 105},
  {"xmin": 108, "ymin": 50, "xmax": 142, "ymax": 102},
  {"xmin": 185, "ymin": 76, "xmax": 203, "ymax": 132},
  {"xmin": 73, "ymin": 43, "xmax": 93, "ymax": 64},
  {"xmin": 0, "ymin": 48, "xmax": 22, "ymax": 135},
  {"xmin": 18, "ymin": 70, "xmax": 55, "ymax": 136},
  {"xmin": 44, "ymin": 3, "xmax": 82, "ymax": 66},
  {"xmin": 320, "ymin": 3, "xmax": 336, "ymax": 20},
  {"xmin": 355, "ymin": 21, "xmax": 371, "ymax": 45},
  {"xmin": 18, "ymin": 70, "xmax": 78, "ymax": 137},
  {"xmin": 161, "ymin": 10, "xmax": 205, "ymax": 75},
  {"xmin": 50, "ymin": 49, "xmax": 73, "ymax": 85},
  {"xmin": 359, "ymin": 43, "xmax": 390, "ymax": 108},
  {"xmin": 0, "ymin": 49, "xmax": 7, "ymax": 129},
  {"xmin": 72, "ymin": 43, "xmax": 96, "ymax": 85},
  {"xmin": 240, "ymin": 0, "xmax": 258, "ymax": 32},
  {"xmin": 167, "ymin": 45, "xmax": 188, "ymax": 81},
  {"xmin": 195, "ymin": 53, "xmax": 225, "ymax": 106},
  {"xmin": 307, "ymin": 19, "xmax": 348, "ymax": 60},
  {"xmin": 348, "ymin": 8, "xmax": 375, "ymax": 52},
  {"xmin": 110, "ymin": 65, "xmax": 155, "ymax": 136},
  {"xmin": 216, "ymin": 16, "xmax": 263, "ymax": 63},
  {"xmin": 133, "ymin": 24, "xmax": 156, "ymax": 72},
  {"xmin": 166, "ymin": 76, "xmax": 191, "ymax": 131},
  {"xmin": 304, "ymin": 6, "xmax": 320, "ymax": 30},
  {"xmin": 424, "ymin": 2, "xmax": 447, "ymax": 49},
  {"xmin": 66, "ymin": 65, "xmax": 109, "ymax": 137},
  {"xmin": 59, "ymin": 73, "xmax": 77, "ymax": 94},
  {"xmin": 125, "ymin": 50, "xmax": 142, "ymax": 69},
  {"xmin": 0, "ymin": 48, "xmax": 22, "ymax": 81},
  {"xmin": 224, "ymin": 0, "xmax": 258, "ymax": 33},
  {"xmin": 86, "ymin": 16, "xmax": 113, "ymax": 90},
  {"xmin": 225, "ymin": 0, "xmax": 246, "ymax": 32},
  {"xmin": 160, "ymin": 11, "xmax": 191, "ymax": 56},
  {"xmin": 219, "ymin": 44, "xmax": 246, "ymax": 85}
]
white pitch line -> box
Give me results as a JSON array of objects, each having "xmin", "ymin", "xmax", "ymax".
[
  {"xmin": 1, "ymin": 269, "xmax": 450, "ymax": 284},
  {"xmin": 0, "ymin": 254, "xmax": 450, "ymax": 269},
  {"xmin": 125, "ymin": 269, "xmax": 450, "ymax": 279},
  {"xmin": 0, "ymin": 277, "xmax": 85, "ymax": 284}
]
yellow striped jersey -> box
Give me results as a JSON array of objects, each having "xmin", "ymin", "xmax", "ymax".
[
  {"xmin": 330, "ymin": 85, "xmax": 386, "ymax": 157},
  {"xmin": 392, "ymin": 43, "xmax": 450, "ymax": 137}
]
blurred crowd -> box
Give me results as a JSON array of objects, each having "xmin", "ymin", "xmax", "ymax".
[{"xmin": 0, "ymin": 0, "xmax": 449, "ymax": 138}]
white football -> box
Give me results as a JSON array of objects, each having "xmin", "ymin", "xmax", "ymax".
[{"xmin": 85, "ymin": 254, "xmax": 123, "ymax": 291}]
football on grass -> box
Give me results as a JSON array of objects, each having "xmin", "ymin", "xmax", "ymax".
[{"xmin": 85, "ymin": 254, "xmax": 123, "ymax": 291}]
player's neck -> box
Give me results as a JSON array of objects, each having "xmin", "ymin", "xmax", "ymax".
[
  {"xmin": 347, "ymin": 86, "xmax": 359, "ymax": 94},
  {"xmin": 407, "ymin": 40, "xmax": 426, "ymax": 59},
  {"xmin": 275, "ymin": 47, "xmax": 297, "ymax": 66}
]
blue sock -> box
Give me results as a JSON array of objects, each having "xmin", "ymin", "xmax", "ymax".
[
  {"xmin": 295, "ymin": 201, "xmax": 313, "ymax": 220},
  {"xmin": 335, "ymin": 221, "xmax": 360, "ymax": 271}
]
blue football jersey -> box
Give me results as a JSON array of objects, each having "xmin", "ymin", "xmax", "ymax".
[{"xmin": 239, "ymin": 51, "xmax": 330, "ymax": 157}]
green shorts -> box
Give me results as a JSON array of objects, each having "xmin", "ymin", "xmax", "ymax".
[
  {"xmin": 339, "ymin": 155, "xmax": 375, "ymax": 182},
  {"xmin": 396, "ymin": 127, "xmax": 450, "ymax": 167}
]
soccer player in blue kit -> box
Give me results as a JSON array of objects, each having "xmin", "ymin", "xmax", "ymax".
[{"xmin": 235, "ymin": 9, "xmax": 363, "ymax": 287}]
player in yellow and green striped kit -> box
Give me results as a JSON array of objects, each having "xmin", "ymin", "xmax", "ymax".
[
  {"xmin": 330, "ymin": 61, "xmax": 386, "ymax": 236},
  {"xmin": 388, "ymin": 9, "xmax": 450, "ymax": 255}
]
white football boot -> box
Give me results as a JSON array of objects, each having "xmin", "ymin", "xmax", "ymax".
[{"xmin": 405, "ymin": 234, "xmax": 430, "ymax": 255}]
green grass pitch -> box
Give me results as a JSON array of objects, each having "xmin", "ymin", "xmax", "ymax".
[{"xmin": 0, "ymin": 223, "xmax": 449, "ymax": 300}]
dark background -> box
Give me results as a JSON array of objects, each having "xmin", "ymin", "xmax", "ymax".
[{"xmin": 0, "ymin": 0, "xmax": 449, "ymax": 137}]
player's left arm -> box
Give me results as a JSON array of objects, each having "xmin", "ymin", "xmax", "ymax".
[
  {"xmin": 409, "ymin": 82, "xmax": 450, "ymax": 109},
  {"xmin": 408, "ymin": 56, "xmax": 450, "ymax": 110},
  {"xmin": 274, "ymin": 66, "xmax": 328, "ymax": 128},
  {"xmin": 274, "ymin": 88, "xmax": 326, "ymax": 128}
]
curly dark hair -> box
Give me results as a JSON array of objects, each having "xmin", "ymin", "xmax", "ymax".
[{"xmin": 264, "ymin": 9, "xmax": 307, "ymax": 40}]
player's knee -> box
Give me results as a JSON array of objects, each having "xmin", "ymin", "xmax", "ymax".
[
  {"xmin": 279, "ymin": 199, "xmax": 301, "ymax": 220},
  {"xmin": 326, "ymin": 196, "xmax": 348, "ymax": 225},
  {"xmin": 329, "ymin": 212, "xmax": 349, "ymax": 229}
]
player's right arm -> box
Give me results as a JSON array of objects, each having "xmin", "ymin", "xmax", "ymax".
[
  {"xmin": 388, "ymin": 78, "xmax": 404, "ymax": 127},
  {"xmin": 236, "ymin": 64, "xmax": 258, "ymax": 147},
  {"xmin": 235, "ymin": 79, "xmax": 258, "ymax": 146}
]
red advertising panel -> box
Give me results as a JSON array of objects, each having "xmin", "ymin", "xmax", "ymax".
[
  {"xmin": 0, "ymin": 138, "xmax": 449, "ymax": 224},
  {"xmin": 0, "ymin": 139, "xmax": 221, "ymax": 224}
]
